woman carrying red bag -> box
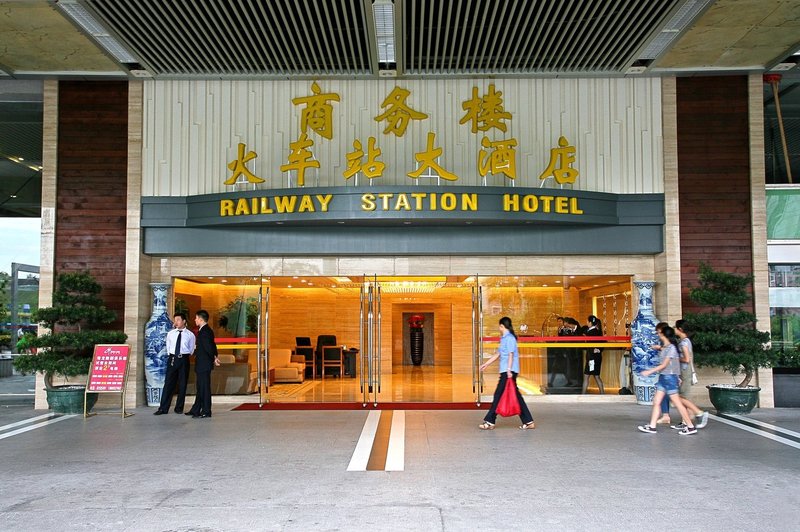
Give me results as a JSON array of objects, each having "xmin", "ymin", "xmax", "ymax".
[{"xmin": 478, "ymin": 316, "xmax": 535, "ymax": 430}]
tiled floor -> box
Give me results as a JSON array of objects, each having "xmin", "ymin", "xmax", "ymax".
[{"xmin": 1, "ymin": 401, "xmax": 798, "ymax": 531}]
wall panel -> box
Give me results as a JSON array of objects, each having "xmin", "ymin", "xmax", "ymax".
[
  {"xmin": 677, "ymin": 76, "xmax": 753, "ymax": 314},
  {"xmin": 56, "ymin": 81, "xmax": 129, "ymax": 327},
  {"xmin": 143, "ymin": 78, "xmax": 663, "ymax": 196}
]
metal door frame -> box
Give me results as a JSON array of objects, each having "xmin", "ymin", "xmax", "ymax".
[
  {"xmin": 359, "ymin": 274, "xmax": 381, "ymax": 406},
  {"xmin": 472, "ymin": 274, "xmax": 484, "ymax": 405},
  {"xmin": 258, "ymin": 278, "xmax": 270, "ymax": 406}
]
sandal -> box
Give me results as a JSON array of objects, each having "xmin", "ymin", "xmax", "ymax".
[
  {"xmin": 478, "ymin": 422, "xmax": 495, "ymax": 430},
  {"xmin": 519, "ymin": 421, "xmax": 535, "ymax": 430}
]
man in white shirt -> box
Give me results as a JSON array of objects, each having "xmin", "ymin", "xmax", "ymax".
[{"xmin": 154, "ymin": 312, "xmax": 196, "ymax": 415}]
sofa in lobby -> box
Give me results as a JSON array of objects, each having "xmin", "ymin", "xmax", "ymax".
[
  {"xmin": 269, "ymin": 348, "xmax": 306, "ymax": 383},
  {"xmin": 186, "ymin": 354, "xmax": 256, "ymax": 395}
]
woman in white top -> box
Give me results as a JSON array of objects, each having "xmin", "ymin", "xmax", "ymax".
[{"xmin": 673, "ymin": 320, "xmax": 709, "ymax": 430}]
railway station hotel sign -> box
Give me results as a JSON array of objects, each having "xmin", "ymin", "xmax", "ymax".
[{"xmin": 141, "ymin": 78, "xmax": 665, "ymax": 255}]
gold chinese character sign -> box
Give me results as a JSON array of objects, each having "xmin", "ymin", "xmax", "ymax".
[{"xmin": 539, "ymin": 136, "xmax": 579, "ymax": 185}]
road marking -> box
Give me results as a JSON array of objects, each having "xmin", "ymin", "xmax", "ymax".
[
  {"xmin": 0, "ymin": 413, "xmax": 58, "ymax": 432},
  {"xmin": 710, "ymin": 414, "xmax": 800, "ymax": 450},
  {"xmin": 348, "ymin": 410, "xmax": 406, "ymax": 472},
  {"xmin": 347, "ymin": 410, "xmax": 381, "ymax": 471},
  {"xmin": 366, "ymin": 411, "xmax": 393, "ymax": 470},
  {"xmin": 385, "ymin": 410, "xmax": 405, "ymax": 471},
  {"xmin": 721, "ymin": 414, "xmax": 800, "ymax": 440},
  {"xmin": 0, "ymin": 414, "xmax": 76, "ymax": 440}
]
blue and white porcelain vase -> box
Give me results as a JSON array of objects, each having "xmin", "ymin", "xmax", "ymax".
[
  {"xmin": 630, "ymin": 281, "xmax": 661, "ymax": 405},
  {"xmin": 144, "ymin": 283, "xmax": 172, "ymax": 406}
]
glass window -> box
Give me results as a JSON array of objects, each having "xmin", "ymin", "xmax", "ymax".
[{"xmin": 769, "ymin": 264, "xmax": 800, "ymax": 351}]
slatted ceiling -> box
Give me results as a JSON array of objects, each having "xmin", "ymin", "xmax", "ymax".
[
  {"xmin": 74, "ymin": 0, "xmax": 690, "ymax": 78},
  {"xmin": 404, "ymin": 0, "xmax": 680, "ymax": 74},
  {"xmin": 85, "ymin": 0, "xmax": 371, "ymax": 76}
]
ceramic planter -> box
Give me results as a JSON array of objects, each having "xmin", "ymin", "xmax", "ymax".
[{"xmin": 707, "ymin": 384, "xmax": 760, "ymax": 414}]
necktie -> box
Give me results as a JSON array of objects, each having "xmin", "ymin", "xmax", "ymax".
[{"xmin": 174, "ymin": 330, "xmax": 182, "ymax": 356}]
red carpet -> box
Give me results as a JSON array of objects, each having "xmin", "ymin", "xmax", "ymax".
[{"xmin": 231, "ymin": 402, "xmax": 486, "ymax": 411}]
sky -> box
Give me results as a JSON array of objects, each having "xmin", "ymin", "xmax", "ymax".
[{"xmin": 0, "ymin": 218, "xmax": 41, "ymax": 275}]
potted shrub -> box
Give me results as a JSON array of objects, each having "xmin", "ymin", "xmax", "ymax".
[
  {"xmin": 13, "ymin": 272, "xmax": 127, "ymax": 413},
  {"xmin": 685, "ymin": 263, "xmax": 776, "ymax": 414}
]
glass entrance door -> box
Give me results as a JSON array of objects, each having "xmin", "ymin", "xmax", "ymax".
[
  {"xmin": 257, "ymin": 277, "xmax": 269, "ymax": 405},
  {"xmin": 472, "ymin": 277, "xmax": 484, "ymax": 405},
  {"xmin": 360, "ymin": 276, "xmax": 380, "ymax": 406}
]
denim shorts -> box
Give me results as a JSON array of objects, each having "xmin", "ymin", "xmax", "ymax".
[{"xmin": 656, "ymin": 374, "xmax": 680, "ymax": 395}]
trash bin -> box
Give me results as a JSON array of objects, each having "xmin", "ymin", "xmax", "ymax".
[
  {"xmin": 0, "ymin": 356, "xmax": 13, "ymax": 378},
  {"xmin": 343, "ymin": 349, "xmax": 358, "ymax": 377}
]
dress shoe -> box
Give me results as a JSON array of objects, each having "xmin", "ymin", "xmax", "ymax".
[
  {"xmin": 193, "ymin": 413, "xmax": 211, "ymax": 419},
  {"xmin": 173, "ymin": 409, "xmax": 183, "ymax": 414},
  {"xmin": 153, "ymin": 410, "xmax": 166, "ymax": 415},
  {"xmin": 185, "ymin": 411, "xmax": 196, "ymax": 416}
]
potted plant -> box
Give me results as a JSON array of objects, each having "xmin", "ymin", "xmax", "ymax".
[
  {"xmin": 685, "ymin": 263, "xmax": 776, "ymax": 414},
  {"xmin": 13, "ymin": 272, "xmax": 127, "ymax": 413}
]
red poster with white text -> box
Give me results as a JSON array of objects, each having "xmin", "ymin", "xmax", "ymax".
[{"xmin": 87, "ymin": 344, "xmax": 130, "ymax": 392}]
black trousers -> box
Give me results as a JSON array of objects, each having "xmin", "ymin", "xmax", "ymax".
[
  {"xmin": 190, "ymin": 370, "xmax": 212, "ymax": 415},
  {"xmin": 484, "ymin": 372, "xmax": 534, "ymax": 424},
  {"xmin": 158, "ymin": 355, "xmax": 188, "ymax": 412}
]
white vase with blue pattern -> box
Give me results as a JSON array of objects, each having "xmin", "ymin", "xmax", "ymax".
[
  {"xmin": 631, "ymin": 281, "xmax": 660, "ymax": 405},
  {"xmin": 144, "ymin": 283, "xmax": 172, "ymax": 406}
]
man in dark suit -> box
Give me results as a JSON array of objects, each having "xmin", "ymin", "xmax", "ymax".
[{"xmin": 186, "ymin": 309, "xmax": 220, "ymax": 418}]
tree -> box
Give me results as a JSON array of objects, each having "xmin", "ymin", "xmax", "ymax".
[
  {"xmin": 685, "ymin": 263, "xmax": 775, "ymax": 387},
  {"xmin": 13, "ymin": 272, "xmax": 127, "ymax": 388}
]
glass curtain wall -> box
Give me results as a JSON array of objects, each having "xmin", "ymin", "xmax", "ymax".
[
  {"xmin": 171, "ymin": 274, "xmax": 633, "ymax": 402},
  {"xmin": 479, "ymin": 276, "xmax": 632, "ymax": 396},
  {"xmin": 769, "ymin": 264, "xmax": 800, "ymax": 353}
]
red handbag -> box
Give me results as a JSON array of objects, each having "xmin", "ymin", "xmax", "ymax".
[{"xmin": 496, "ymin": 378, "xmax": 521, "ymax": 417}]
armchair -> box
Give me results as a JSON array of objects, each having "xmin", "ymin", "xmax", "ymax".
[{"xmin": 269, "ymin": 348, "xmax": 306, "ymax": 384}]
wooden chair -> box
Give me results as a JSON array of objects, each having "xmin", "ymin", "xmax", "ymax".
[
  {"xmin": 295, "ymin": 336, "xmax": 315, "ymax": 378},
  {"xmin": 321, "ymin": 346, "xmax": 343, "ymax": 379}
]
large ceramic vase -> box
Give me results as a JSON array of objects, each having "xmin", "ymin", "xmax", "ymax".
[
  {"xmin": 144, "ymin": 283, "xmax": 172, "ymax": 406},
  {"xmin": 410, "ymin": 329, "xmax": 424, "ymax": 366},
  {"xmin": 630, "ymin": 281, "xmax": 661, "ymax": 405},
  {"xmin": 408, "ymin": 314, "xmax": 424, "ymax": 366}
]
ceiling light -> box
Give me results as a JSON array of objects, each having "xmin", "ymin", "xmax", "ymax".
[
  {"xmin": 57, "ymin": 0, "xmax": 137, "ymax": 63},
  {"xmin": 372, "ymin": 0, "xmax": 396, "ymax": 65},
  {"xmin": 770, "ymin": 56, "xmax": 800, "ymax": 72},
  {"xmin": 638, "ymin": 0, "xmax": 712, "ymax": 61},
  {"xmin": 381, "ymin": 281, "xmax": 445, "ymax": 294}
]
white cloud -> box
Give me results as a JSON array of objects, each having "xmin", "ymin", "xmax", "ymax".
[{"xmin": 0, "ymin": 218, "xmax": 41, "ymax": 274}]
